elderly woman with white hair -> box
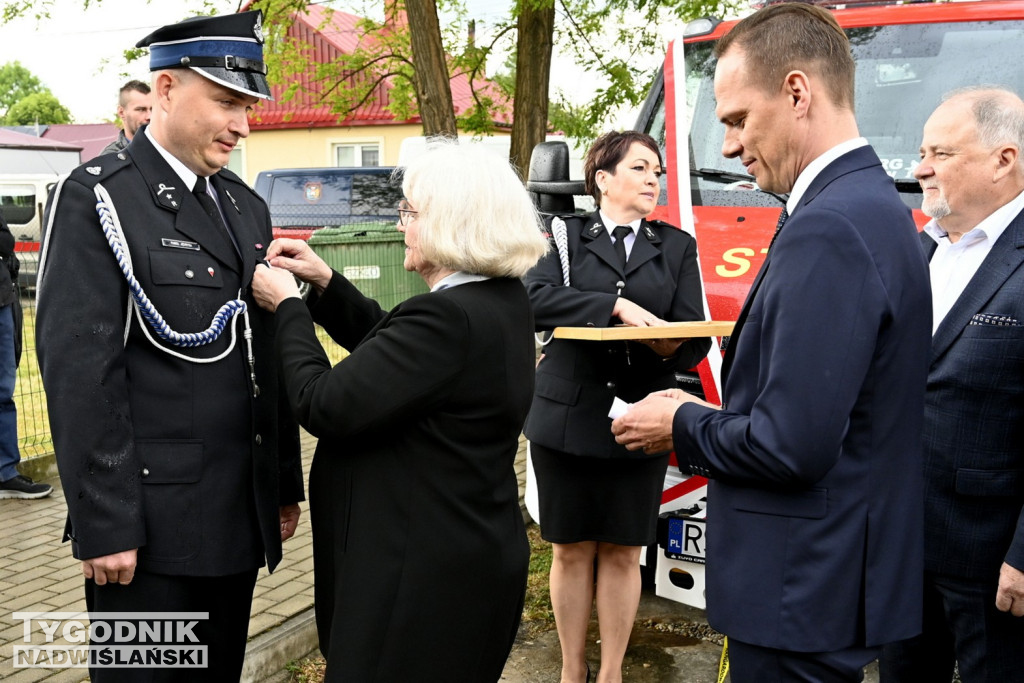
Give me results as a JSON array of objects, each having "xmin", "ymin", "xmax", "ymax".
[{"xmin": 252, "ymin": 141, "xmax": 549, "ymax": 682}]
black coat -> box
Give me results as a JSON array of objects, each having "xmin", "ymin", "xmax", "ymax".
[
  {"xmin": 274, "ymin": 275, "xmax": 532, "ymax": 682},
  {"xmin": 524, "ymin": 212, "xmax": 710, "ymax": 458},
  {"xmin": 36, "ymin": 132, "xmax": 303, "ymax": 576}
]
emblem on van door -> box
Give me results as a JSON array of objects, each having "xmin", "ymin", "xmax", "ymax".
[{"xmin": 304, "ymin": 182, "xmax": 322, "ymax": 203}]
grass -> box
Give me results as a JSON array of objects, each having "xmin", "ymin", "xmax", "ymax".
[
  {"xmin": 522, "ymin": 522, "xmax": 556, "ymax": 635},
  {"xmin": 284, "ymin": 522, "xmax": 556, "ymax": 682}
]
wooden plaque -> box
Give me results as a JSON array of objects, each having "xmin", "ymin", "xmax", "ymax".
[{"xmin": 552, "ymin": 320, "xmax": 735, "ymax": 341}]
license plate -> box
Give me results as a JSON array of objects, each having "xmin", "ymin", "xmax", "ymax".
[{"xmin": 665, "ymin": 516, "xmax": 706, "ymax": 564}]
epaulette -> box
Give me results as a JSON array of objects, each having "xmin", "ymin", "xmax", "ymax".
[
  {"xmin": 69, "ymin": 153, "xmax": 132, "ymax": 185},
  {"xmin": 646, "ymin": 219, "xmax": 677, "ymax": 231},
  {"xmin": 542, "ymin": 212, "xmax": 584, "ymax": 239},
  {"xmin": 217, "ymin": 166, "xmax": 259, "ymax": 198}
]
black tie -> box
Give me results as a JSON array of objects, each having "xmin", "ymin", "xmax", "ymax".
[
  {"xmin": 767, "ymin": 208, "xmax": 789, "ymax": 251},
  {"xmin": 193, "ymin": 178, "xmax": 238, "ymax": 253},
  {"xmin": 612, "ymin": 225, "xmax": 631, "ymax": 269}
]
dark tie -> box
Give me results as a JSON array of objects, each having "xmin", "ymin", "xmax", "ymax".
[
  {"xmin": 193, "ymin": 178, "xmax": 238, "ymax": 253},
  {"xmin": 612, "ymin": 225, "xmax": 631, "ymax": 269},
  {"xmin": 767, "ymin": 208, "xmax": 789, "ymax": 251}
]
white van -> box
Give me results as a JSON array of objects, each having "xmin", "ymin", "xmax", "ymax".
[{"xmin": 0, "ymin": 173, "xmax": 60, "ymax": 289}]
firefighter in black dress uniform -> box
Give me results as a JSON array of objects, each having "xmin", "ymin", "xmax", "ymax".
[{"xmin": 37, "ymin": 11, "xmax": 303, "ymax": 680}]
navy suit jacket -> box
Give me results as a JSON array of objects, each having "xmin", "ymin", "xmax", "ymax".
[
  {"xmin": 672, "ymin": 146, "xmax": 932, "ymax": 651},
  {"xmin": 920, "ymin": 213, "xmax": 1024, "ymax": 580}
]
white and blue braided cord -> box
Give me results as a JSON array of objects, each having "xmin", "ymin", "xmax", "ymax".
[
  {"xmin": 536, "ymin": 216, "xmax": 571, "ymax": 347},
  {"xmin": 552, "ymin": 216, "xmax": 570, "ymax": 288},
  {"xmin": 94, "ymin": 183, "xmax": 249, "ymax": 364}
]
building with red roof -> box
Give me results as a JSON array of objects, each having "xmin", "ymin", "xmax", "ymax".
[{"xmin": 238, "ymin": 2, "xmax": 511, "ymax": 184}]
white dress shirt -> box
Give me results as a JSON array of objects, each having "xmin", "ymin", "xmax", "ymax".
[
  {"xmin": 924, "ymin": 188, "xmax": 1024, "ymax": 333},
  {"xmin": 599, "ymin": 211, "xmax": 640, "ymax": 260},
  {"xmin": 786, "ymin": 137, "xmax": 869, "ymax": 215}
]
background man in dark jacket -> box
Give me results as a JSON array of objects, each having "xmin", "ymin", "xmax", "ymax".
[
  {"xmin": 99, "ymin": 80, "xmax": 151, "ymax": 156},
  {"xmin": 0, "ymin": 211, "xmax": 51, "ymax": 499},
  {"xmin": 880, "ymin": 86, "xmax": 1024, "ymax": 683},
  {"xmin": 37, "ymin": 11, "xmax": 303, "ymax": 680}
]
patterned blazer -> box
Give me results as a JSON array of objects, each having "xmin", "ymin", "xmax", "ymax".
[{"xmin": 920, "ymin": 214, "xmax": 1024, "ymax": 579}]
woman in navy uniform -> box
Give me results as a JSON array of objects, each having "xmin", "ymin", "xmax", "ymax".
[
  {"xmin": 36, "ymin": 12, "xmax": 303, "ymax": 681},
  {"xmin": 252, "ymin": 142, "xmax": 549, "ymax": 682},
  {"xmin": 524, "ymin": 131, "xmax": 710, "ymax": 683}
]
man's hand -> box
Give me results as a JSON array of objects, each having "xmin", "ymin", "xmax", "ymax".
[
  {"xmin": 611, "ymin": 390, "xmax": 684, "ymax": 454},
  {"xmin": 996, "ymin": 562, "xmax": 1024, "ymax": 616},
  {"xmin": 280, "ymin": 503, "xmax": 301, "ymax": 542},
  {"xmin": 82, "ymin": 549, "xmax": 138, "ymax": 586},
  {"xmin": 612, "ymin": 389, "xmax": 719, "ymax": 455}
]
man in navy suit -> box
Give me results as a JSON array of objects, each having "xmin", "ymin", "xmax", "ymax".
[
  {"xmin": 879, "ymin": 88, "xmax": 1024, "ymax": 683},
  {"xmin": 612, "ymin": 4, "xmax": 931, "ymax": 681}
]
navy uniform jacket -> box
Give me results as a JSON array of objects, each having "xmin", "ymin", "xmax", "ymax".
[
  {"xmin": 672, "ymin": 146, "xmax": 932, "ymax": 651},
  {"xmin": 37, "ymin": 131, "xmax": 303, "ymax": 576},
  {"xmin": 920, "ymin": 218, "xmax": 1024, "ymax": 579},
  {"xmin": 524, "ymin": 212, "xmax": 710, "ymax": 458}
]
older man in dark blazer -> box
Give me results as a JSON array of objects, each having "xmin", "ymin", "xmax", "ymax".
[
  {"xmin": 613, "ymin": 5, "xmax": 931, "ymax": 682},
  {"xmin": 36, "ymin": 12, "xmax": 303, "ymax": 681},
  {"xmin": 879, "ymin": 88, "xmax": 1024, "ymax": 683}
]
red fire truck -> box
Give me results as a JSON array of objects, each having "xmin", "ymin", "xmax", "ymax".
[{"xmin": 528, "ymin": 0, "xmax": 1024, "ymax": 607}]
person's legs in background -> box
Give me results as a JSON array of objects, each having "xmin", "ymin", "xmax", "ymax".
[
  {"xmin": 0, "ymin": 303, "xmax": 52, "ymax": 499},
  {"xmin": 550, "ymin": 540, "xmax": 597, "ymax": 683},
  {"xmin": 594, "ymin": 542, "xmax": 643, "ymax": 683}
]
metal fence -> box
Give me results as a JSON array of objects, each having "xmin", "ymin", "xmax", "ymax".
[
  {"xmin": 16, "ymin": 292, "xmax": 50, "ymax": 459},
  {"xmin": 16, "ymin": 292, "xmax": 351, "ymax": 462},
  {"xmin": 14, "ymin": 280, "xmax": 398, "ymax": 463}
]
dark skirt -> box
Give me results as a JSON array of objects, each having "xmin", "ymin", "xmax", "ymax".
[{"xmin": 531, "ymin": 442, "xmax": 669, "ymax": 546}]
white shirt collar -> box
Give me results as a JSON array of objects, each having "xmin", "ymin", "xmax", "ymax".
[
  {"xmin": 431, "ymin": 271, "xmax": 490, "ymax": 292},
  {"xmin": 787, "ymin": 137, "xmax": 869, "ymax": 215},
  {"xmin": 598, "ymin": 211, "xmax": 641, "ymax": 236},
  {"xmin": 145, "ymin": 127, "xmax": 200, "ymax": 191},
  {"xmin": 923, "ymin": 187, "xmax": 1024, "ymax": 247}
]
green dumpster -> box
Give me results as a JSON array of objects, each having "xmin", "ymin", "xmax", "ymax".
[{"xmin": 307, "ymin": 222, "xmax": 429, "ymax": 311}]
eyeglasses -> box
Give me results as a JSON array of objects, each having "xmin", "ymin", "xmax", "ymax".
[{"xmin": 397, "ymin": 200, "xmax": 418, "ymax": 226}]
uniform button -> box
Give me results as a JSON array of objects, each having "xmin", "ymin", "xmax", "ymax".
[
  {"xmin": 606, "ymin": 382, "xmax": 615, "ymax": 389},
  {"xmin": 185, "ymin": 269, "xmax": 195, "ymax": 279},
  {"xmin": 141, "ymin": 468, "xmax": 150, "ymax": 478},
  {"xmin": 255, "ymin": 434, "xmax": 263, "ymax": 446}
]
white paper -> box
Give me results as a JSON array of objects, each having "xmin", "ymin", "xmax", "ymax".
[{"xmin": 608, "ymin": 396, "xmax": 632, "ymax": 420}]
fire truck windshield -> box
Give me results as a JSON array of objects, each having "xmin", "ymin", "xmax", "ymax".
[{"xmin": 661, "ymin": 20, "xmax": 1024, "ymax": 210}]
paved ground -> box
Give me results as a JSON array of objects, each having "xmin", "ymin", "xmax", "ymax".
[
  {"xmin": 1, "ymin": 433, "xmax": 880, "ymax": 682},
  {"xmin": 0, "ymin": 433, "xmax": 320, "ymax": 682}
]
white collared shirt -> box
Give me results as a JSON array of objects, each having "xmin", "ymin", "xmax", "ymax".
[
  {"xmin": 431, "ymin": 271, "xmax": 490, "ymax": 292},
  {"xmin": 146, "ymin": 127, "xmax": 198, "ymax": 192},
  {"xmin": 144, "ymin": 127, "xmax": 225, "ymax": 211},
  {"xmin": 599, "ymin": 211, "xmax": 640, "ymax": 259},
  {"xmin": 925, "ymin": 188, "xmax": 1024, "ymax": 333},
  {"xmin": 786, "ymin": 137, "xmax": 869, "ymax": 215}
]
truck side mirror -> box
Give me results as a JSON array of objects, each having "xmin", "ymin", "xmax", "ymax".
[{"xmin": 526, "ymin": 141, "xmax": 586, "ymax": 215}]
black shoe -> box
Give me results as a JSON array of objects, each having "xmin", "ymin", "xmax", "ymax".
[{"xmin": 0, "ymin": 474, "xmax": 53, "ymax": 499}]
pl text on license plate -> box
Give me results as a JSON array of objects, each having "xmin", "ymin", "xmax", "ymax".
[{"xmin": 666, "ymin": 516, "xmax": 705, "ymax": 564}]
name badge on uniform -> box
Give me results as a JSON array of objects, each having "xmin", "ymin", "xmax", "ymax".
[{"xmin": 161, "ymin": 238, "xmax": 201, "ymax": 251}]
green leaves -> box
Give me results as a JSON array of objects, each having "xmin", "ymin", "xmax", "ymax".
[{"xmin": 0, "ymin": 60, "xmax": 70, "ymax": 124}]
